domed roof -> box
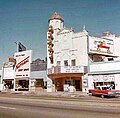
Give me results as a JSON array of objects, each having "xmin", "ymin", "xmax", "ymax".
[{"xmin": 48, "ymin": 12, "xmax": 64, "ymax": 22}]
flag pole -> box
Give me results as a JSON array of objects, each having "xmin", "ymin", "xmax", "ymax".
[
  {"xmin": 17, "ymin": 41, "xmax": 19, "ymax": 52},
  {"xmin": 14, "ymin": 41, "xmax": 19, "ymax": 52}
]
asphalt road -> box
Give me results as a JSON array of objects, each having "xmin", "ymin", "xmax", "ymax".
[{"xmin": 0, "ymin": 93, "xmax": 120, "ymax": 118}]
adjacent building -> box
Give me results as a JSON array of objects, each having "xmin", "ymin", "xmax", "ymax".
[
  {"xmin": 2, "ymin": 62, "xmax": 14, "ymax": 91},
  {"xmin": 30, "ymin": 58, "xmax": 47, "ymax": 91},
  {"xmin": 14, "ymin": 50, "xmax": 32, "ymax": 91},
  {"xmin": 1, "ymin": 50, "xmax": 47, "ymax": 92},
  {"xmin": 88, "ymin": 33, "xmax": 120, "ymax": 91}
]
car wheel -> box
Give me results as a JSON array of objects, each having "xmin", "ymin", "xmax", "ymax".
[
  {"xmin": 101, "ymin": 94, "xmax": 104, "ymax": 98},
  {"xmin": 89, "ymin": 93, "xmax": 93, "ymax": 96}
]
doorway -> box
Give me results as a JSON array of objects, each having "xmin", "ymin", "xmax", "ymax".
[{"xmin": 75, "ymin": 80, "xmax": 80, "ymax": 91}]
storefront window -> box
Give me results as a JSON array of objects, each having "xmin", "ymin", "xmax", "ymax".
[
  {"xmin": 3, "ymin": 80, "xmax": 14, "ymax": 89},
  {"xmin": 18, "ymin": 80, "xmax": 29, "ymax": 88},
  {"xmin": 35, "ymin": 79, "xmax": 44, "ymax": 87},
  {"xmin": 65, "ymin": 80, "xmax": 74, "ymax": 86}
]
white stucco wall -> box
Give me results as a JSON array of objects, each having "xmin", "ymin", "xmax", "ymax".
[
  {"xmin": 114, "ymin": 74, "xmax": 120, "ymax": 90},
  {"xmin": 30, "ymin": 70, "xmax": 47, "ymax": 81},
  {"xmin": 3, "ymin": 67, "xmax": 14, "ymax": 79},
  {"xmin": 73, "ymin": 33, "xmax": 88, "ymax": 66},
  {"xmin": 49, "ymin": 19, "xmax": 64, "ymax": 30},
  {"xmin": 88, "ymin": 75, "xmax": 94, "ymax": 89},
  {"xmin": 53, "ymin": 29, "xmax": 88, "ymax": 67},
  {"xmin": 114, "ymin": 37, "xmax": 120, "ymax": 58},
  {"xmin": 0, "ymin": 70, "xmax": 2, "ymax": 84}
]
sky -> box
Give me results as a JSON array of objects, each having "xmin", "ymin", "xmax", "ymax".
[{"xmin": 0, "ymin": 0, "xmax": 120, "ymax": 68}]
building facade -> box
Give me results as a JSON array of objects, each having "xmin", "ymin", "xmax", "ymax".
[
  {"xmin": 47, "ymin": 12, "xmax": 88, "ymax": 92},
  {"xmin": 47, "ymin": 12, "xmax": 120, "ymax": 92},
  {"xmin": 14, "ymin": 50, "xmax": 32, "ymax": 91},
  {"xmin": 30, "ymin": 58, "xmax": 47, "ymax": 91},
  {"xmin": 2, "ymin": 62, "xmax": 14, "ymax": 91},
  {"xmin": 1, "ymin": 51, "xmax": 47, "ymax": 92},
  {"xmin": 88, "ymin": 33, "xmax": 120, "ymax": 91}
]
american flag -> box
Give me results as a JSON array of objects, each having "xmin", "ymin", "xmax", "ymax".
[{"xmin": 18, "ymin": 42, "xmax": 26, "ymax": 52}]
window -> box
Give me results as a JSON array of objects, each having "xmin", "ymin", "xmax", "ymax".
[
  {"xmin": 64, "ymin": 60, "xmax": 68, "ymax": 66},
  {"xmin": 65, "ymin": 80, "xmax": 74, "ymax": 86},
  {"xmin": 71, "ymin": 59, "xmax": 76, "ymax": 66},
  {"xmin": 108, "ymin": 58, "xmax": 114, "ymax": 61},
  {"xmin": 57, "ymin": 61, "xmax": 61, "ymax": 66}
]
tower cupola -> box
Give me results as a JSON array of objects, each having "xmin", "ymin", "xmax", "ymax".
[
  {"xmin": 48, "ymin": 12, "xmax": 64, "ymax": 22},
  {"xmin": 48, "ymin": 12, "xmax": 64, "ymax": 30}
]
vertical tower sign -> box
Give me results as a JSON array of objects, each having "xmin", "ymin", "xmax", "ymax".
[{"xmin": 47, "ymin": 25, "xmax": 54, "ymax": 64}]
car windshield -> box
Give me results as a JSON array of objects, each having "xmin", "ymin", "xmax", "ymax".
[{"xmin": 101, "ymin": 87, "xmax": 109, "ymax": 90}]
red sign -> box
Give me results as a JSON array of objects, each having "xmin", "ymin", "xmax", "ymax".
[{"xmin": 15, "ymin": 56, "xmax": 29, "ymax": 71}]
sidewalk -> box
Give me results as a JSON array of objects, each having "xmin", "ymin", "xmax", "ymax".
[
  {"xmin": 1, "ymin": 90, "xmax": 88, "ymax": 98},
  {"xmin": 20, "ymin": 91, "xmax": 88, "ymax": 98},
  {"xmin": 34, "ymin": 91, "xmax": 88, "ymax": 97}
]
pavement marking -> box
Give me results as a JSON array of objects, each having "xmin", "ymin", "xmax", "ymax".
[{"xmin": 0, "ymin": 106, "xmax": 16, "ymax": 110}]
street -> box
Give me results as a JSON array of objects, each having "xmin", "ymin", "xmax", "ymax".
[{"xmin": 0, "ymin": 93, "xmax": 120, "ymax": 118}]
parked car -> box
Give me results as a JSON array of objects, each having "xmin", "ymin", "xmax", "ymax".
[{"xmin": 89, "ymin": 85, "xmax": 120, "ymax": 98}]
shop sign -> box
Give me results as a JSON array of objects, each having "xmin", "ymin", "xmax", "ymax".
[
  {"xmin": 93, "ymin": 75, "xmax": 115, "ymax": 82},
  {"xmin": 14, "ymin": 50, "xmax": 32, "ymax": 78},
  {"xmin": 48, "ymin": 66, "xmax": 85, "ymax": 74},
  {"xmin": 82, "ymin": 79, "xmax": 88, "ymax": 87},
  {"xmin": 88, "ymin": 36, "xmax": 114, "ymax": 56}
]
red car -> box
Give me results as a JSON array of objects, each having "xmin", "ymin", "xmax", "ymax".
[{"xmin": 89, "ymin": 85, "xmax": 120, "ymax": 98}]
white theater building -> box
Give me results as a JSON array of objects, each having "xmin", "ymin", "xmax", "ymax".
[{"xmin": 47, "ymin": 12, "xmax": 120, "ymax": 92}]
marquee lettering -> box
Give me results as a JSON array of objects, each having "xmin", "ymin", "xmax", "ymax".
[{"xmin": 15, "ymin": 56, "xmax": 29, "ymax": 71}]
